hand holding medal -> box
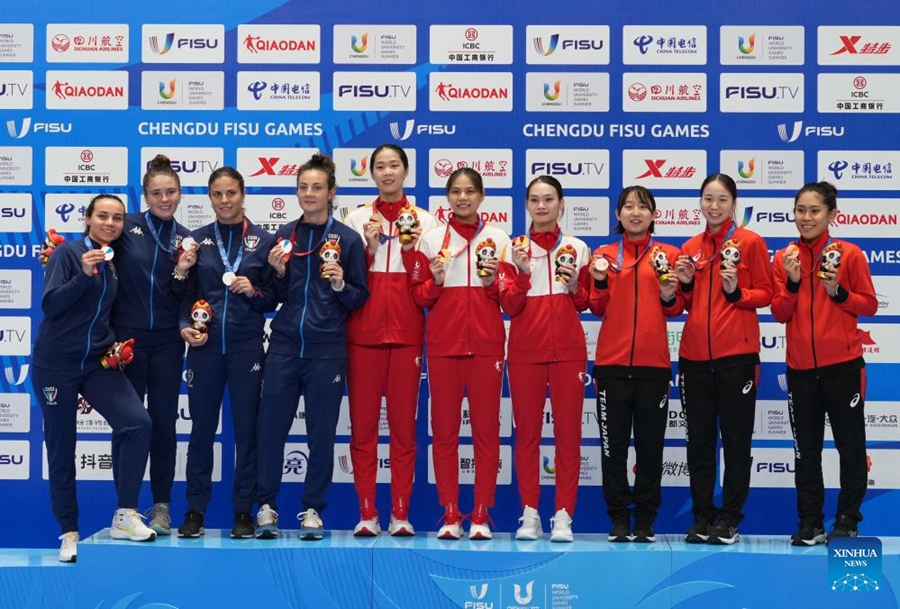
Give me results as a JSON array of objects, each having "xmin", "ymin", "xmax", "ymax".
[
  {"xmin": 783, "ymin": 243, "xmax": 801, "ymax": 283},
  {"xmin": 589, "ymin": 255, "xmax": 609, "ymax": 281}
]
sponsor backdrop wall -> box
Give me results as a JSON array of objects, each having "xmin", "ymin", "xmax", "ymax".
[{"xmin": 0, "ymin": 0, "xmax": 898, "ymax": 548}]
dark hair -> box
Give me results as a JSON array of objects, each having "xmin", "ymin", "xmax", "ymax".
[
  {"xmin": 369, "ymin": 144, "xmax": 409, "ymax": 172},
  {"xmin": 297, "ymin": 153, "xmax": 337, "ymax": 191},
  {"xmin": 526, "ymin": 175, "xmax": 564, "ymax": 200},
  {"xmin": 614, "ymin": 185, "xmax": 656, "ymax": 234},
  {"xmin": 142, "ymin": 154, "xmax": 181, "ymax": 195},
  {"xmin": 700, "ymin": 173, "xmax": 738, "ymax": 200},
  {"xmin": 794, "ymin": 181, "xmax": 838, "ymax": 211},
  {"xmin": 445, "ymin": 167, "xmax": 484, "ymax": 195},
  {"xmin": 84, "ymin": 194, "xmax": 126, "ymax": 235},
  {"xmin": 208, "ymin": 166, "xmax": 245, "ymax": 193}
]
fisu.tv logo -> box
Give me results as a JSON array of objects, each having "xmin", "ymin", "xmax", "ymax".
[
  {"xmin": 389, "ymin": 119, "xmax": 456, "ymax": 141},
  {"xmin": 777, "ymin": 120, "xmax": 845, "ymax": 143},
  {"xmin": 6, "ymin": 118, "xmax": 72, "ymax": 138}
]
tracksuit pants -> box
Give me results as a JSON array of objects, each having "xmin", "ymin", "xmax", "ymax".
[
  {"xmin": 680, "ymin": 363, "xmax": 758, "ymax": 524},
  {"xmin": 347, "ymin": 343, "xmax": 422, "ymax": 511},
  {"xmin": 428, "ymin": 354, "xmax": 503, "ymax": 508},
  {"xmin": 117, "ymin": 327, "xmax": 184, "ymax": 504},
  {"xmin": 256, "ymin": 352, "xmax": 345, "ymax": 513},
  {"xmin": 788, "ymin": 366, "xmax": 868, "ymax": 524},
  {"xmin": 597, "ymin": 376, "xmax": 669, "ymax": 521},
  {"xmin": 509, "ymin": 360, "xmax": 585, "ymax": 515},
  {"xmin": 33, "ymin": 363, "xmax": 152, "ymax": 534},
  {"xmin": 184, "ymin": 347, "xmax": 264, "ymax": 515}
]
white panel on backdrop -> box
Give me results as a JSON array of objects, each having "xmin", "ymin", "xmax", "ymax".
[
  {"xmin": 720, "ymin": 150, "xmax": 804, "ymax": 191},
  {"xmin": 0, "ymin": 394, "xmax": 29, "ymax": 433},
  {"xmin": 429, "ymin": 72, "xmax": 513, "ymax": 112},
  {"xmin": 873, "ymin": 276, "xmax": 900, "ymax": 315},
  {"xmin": 0, "ymin": 24, "xmax": 33, "ymax": 63},
  {"xmin": 0, "ymin": 440, "xmax": 29, "ymax": 480},
  {"xmin": 428, "ymin": 196, "xmax": 512, "ymax": 233},
  {"xmin": 0, "ymin": 269, "xmax": 31, "ymax": 309},
  {"xmin": 622, "ymin": 26, "xmax": 707, "ymax": 65},
  {"xmin": 825, "ymin": 402, "xmax": 900, "ymax": 442},
  {"xmin": 291, "ymin": 396, "xmax": 363, "ymax": 437},
  {"xmin": 335, "ymin": 147, "xmax": 417, "ymax": 188},
  {"xmin": 429, "ymin": 149, "xmax": 511, "ymax": 189},
  {"xmin": 525, "ymin": 73, "xmax": 609, "ymax": 113},
  {"xmin": 141, "ymin": 71, "xmax": 224, "ymax": 111},
  {"xmin": 539, "ymin": 445, "xmax": 602, "ymax": 486},
  {"xmin": 756, "ymin": 400, "xmax": 793, "ymax": 440},
  {"xmin": 142, "ymin": 25, "xmax": 225, "ymax": 64},
  {"xmin": 525, "ymin": 149, "xmax": 609, "ymax": 189},
  {"xmin": 581, "ymin": 320, "xmax": 601, "ymax": 360},
  {"xmin": 242, "ymin": 195, "xmax": 294, "ymax": 234},
  {"xmin": 44, "ymin": 194, "xmax": 129, "ymax": 234},
  {"xmin": 43, "ymin": 441, "xmax": 222, "ymax": 482},
  {"xmin": 622, "ymin": 73, "xmax": 706, "ymax": 112},
  {"xmin": 237, "ymin": 147, "xmax": 318, "ymax": 188},
  {"xmin": 621, "ymin": 150, "xmax": 706, "ymax": 190},
  {"xmin": 45, "ymin": 147, "xmax": 128, "ymax": 186},
  {"xmin": 818, "ymin": 26, "xmax": 900, "ymax": 66},
  {"xmin": 429, "ymin": 25, "xmax": 513, "ymax": 65},
  {"xmin": 817, "ymin": 152, "xmax": 900, "ymax": 191},
  {"xmin": 0, "ymin": 70, "xmax": 32, "ymax": 109},
  {"xmin": 236, "ymin": 71, "xmax": 320, "ymax": 111},
  {"xmin": 734, "ymin": 198, "xmax": 802, "ymax": 238},
  {"xmin": 333, "ymin": 25, "xmax": 416, "ymax": 64},
  {"xmin": 658, "ymin": 447, "xmax": 692, "ymax": 487},
  {"xmin": 858, "ymin": 324, "xmax": 900, "ymax": 363},
  {"xmin": 740, "ymin": 447, "xmax": 898, "ymax": 489},
  {"xmin": 653, "ymin": 198, "xmax": 704, "ymax": 237},
  {"xmin": 525, "ymin": 26, "xmax": 610, "ymax": 65},
  {"xmin": 561, "ymin": 197, "xmax": 610, "ymax": 237},
  {"xmin": 427, "ymin": 397, "xmax": 513, "ymax": 439},
  {"xmin": 539, "ymin": 399, "xmax": 600, "ymax": 440},
  {"xmin": 427, "ymin": 444, "xmax": 513, "ymax": 486},
  {"xmin": 0, "ymin": 146, "xmax": 32, "ymax": 185},
  {"xmin": 333, "ymin": 72, "xmax": 417, "ymax": 111},
  {"xmin": 666, "ymin": 399, "xmax": 687, "ymax": 440},
  {"xmin": 828, "ymin": 199, "xmax": 899, "ymax": 238},
  {"xmin": 176, "ymin": 195, "xmax": 215, "ymax": 231},
  {"xmin": 0, "ymin": 193, "xmax": 30, "ymax": 233},
  {"xmin": 45, "ymin": 70, "xmax": 128, "ymax": 110},
  {"xmin": 720, "ymin": 73, "xmax": 804, "ymax": 113},
  {"xmin": 818, "ymin": 73, "xmax": 900, "ymax": 113},
  {"xmin": 46, "ymin": 24, "xmax": 129, "ymax": 63},
  {"xmin": 140, "ymin": 148, "xmax": 223, "ymax": 188},
  {"xmin": 237, "ymin": 24, "xmax": 321, "ymax": 64},
  {"xmin": 720, "ymin": 26, "xmax": 805, "ymax": 65}
]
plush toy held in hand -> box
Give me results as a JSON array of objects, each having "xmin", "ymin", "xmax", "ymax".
[
  {"xmin": 190, "ymin": 300, "xmax": 213, "ymax": 337},
  {"xmin": 101, "ymin": 338, "xmax": 136, "ymax": 370},
  {"xmin": 40, "ymin": 229, "xmax": 66, "ymax": 266}
]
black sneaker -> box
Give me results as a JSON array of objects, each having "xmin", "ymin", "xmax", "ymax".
[
  {"xmin": 632, "ymin": 517, "xmax": 656, "ymax": 543},
  {"xmin": 231, "ymin": 513, "xmax": 255, "ymax": 539},
  {"xmin": 607, "ymin": 515, "xmax": 631, "ymax": 542},
  {"xmin": 791, "ymin": 518, "xmax": 825, "ymax": 547},
  {"xmin": 708, "ymin": 518, "xmax": 739, "ymax": 545},
  {"xmin": 685, "ymin": 516, "xmax": 713, "ymax": 543},
  {"xmin": 177, "ymin": 511, "xmax": 205, "ymax": 538},
  {"xmin": 826, "ymin": 515, "xmax": 859, "ymax": 545}
]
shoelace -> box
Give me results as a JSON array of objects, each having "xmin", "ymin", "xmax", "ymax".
[
  {"xmin": 146, "ymin": 506, "xmax": 171, "ymax": 527},
  {"xmin": 120, "ymin": 510, "xmax": 149, "ymax": 529},
  {"xmin": 258, "ymin": 507, "xmax": 278, "ymax": 523},
  {"xmin": 518, "ymin": 512, "xmax": 540, "ymax": 525},
  {"xmin": 435, "ymin": 508, "xmax": 464, "ymax": 527},
  {"xmin": 550, "ymin": 512, "xmax": 571, "ymax": 528},
  {"xmin": 469, "ymin": 509, "xmax": 496, "ymax": 529},
  {"xmin": 298, "ymin": 510, "xmax": 322, "ymax": 527}
]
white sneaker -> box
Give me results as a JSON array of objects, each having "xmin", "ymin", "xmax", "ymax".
[
  {"xmin": 58, "ymin": 531, "xmax": 79, "ymax": 563},
  {"xmin": 147, "ymin": 502, "xmax": 171, "ymax": 536},
  {"xmin": 550, "ymin": 508, "xmax": 574, "ymax": 543},
  {"xmin": 437, "ymin": 504, "xmax": 464, "ymax": 540},
  {"xmin": 353, "ymin": 512, "xmax": 381, "ymax": 537},
  {"xmin": 388, "ymin": 514, "xmax": 416, "ymax": 537},
  {"xmin": 468, "ymin": 505, "xmax": 492, "ymax": 540},
  {"xmin": 110, "ymin": 508, "xmax": 157, "ymax": 542},
  {"xmin": 256, "ymin": 504, "xmax": 279, "ymax": 539},
  {"xmin": 299, "ymin": 508, "xmax": 324, "ymax": 540},
  {"xmin": 515, "ymin": 506, "xmax": 543, "ymax": 540}
]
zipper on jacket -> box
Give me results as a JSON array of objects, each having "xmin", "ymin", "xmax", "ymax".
[
  {"xmin": 466, "ymin": 238, "xmax": 473, "ymax": 355},
  {"xmin": 298, "ymin": 227, "xmax": 314, "ymax": 358},
  {"xmin": 805, "ymin": 243, "xmax": 820, "ymax": 377},
  {"xmin": 81, "ymin": 270, "xmax": 107, "ymax": 372},
  {"xmin": 545, "ymin": 248, "xmax": 558, "ymax": 362},
  {"xmin": 628, "ymin": 243, "xmax": 639, "ymax": 377},
  {"xmin": 149, "ymin": 236, "xmax": 159, "ymax": 330},
  {"xmin": 706, "ymin": 235, "xmax": 716, "ymax": 363},
  {"xmin": 221, "ymin": 227, "xmax": 232, "ymax": 356}
]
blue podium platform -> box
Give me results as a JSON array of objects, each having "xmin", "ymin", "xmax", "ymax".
[{"xmin": 3, "ymin": 532, "xmax": 900, "ymax": 608}]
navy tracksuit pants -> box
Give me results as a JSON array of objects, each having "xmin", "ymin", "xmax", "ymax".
[
  {"xmin": 185, "ymin": 347, "xmax": 264, "ymax": 515},
  {"xmin": 256, "ymin": 352, "xmax": 345, "ymax": 514},
  {"xmin": 33, "ymin": 363, "xmax": 152, "ymax": 534}
]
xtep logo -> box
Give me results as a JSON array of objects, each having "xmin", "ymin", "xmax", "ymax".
[
  {"xmin": 636, "ymin": 159, "xmax": 697, "ymax": 179},
  {"xmin": 350, "ymin": 157, "xmax": 368, "ymax": 177},
  {"xmin": 250, "ymin": 157, "xmax": 298, "ymax": 178},
  {"xmin": 351, "ymin": 33, "xmax": 368, "ymax": 53},
  {"xmin": 158, "ymin": 79, "xmax": 176, "ymax": 100},
  {"xmin": 149, "ymin": 33, "xmax": 175, "ymax": 55},
  {"xmin": 738, "ymin": 158, "xmax": 755, "ymax": 178},
  {"xmin": 738, "ymin": 33, "xmax": 756, "ymax": 54},
  {"xmin": 831, "ymin": 35, "xmax": 891, "ymax": 55},
  {"xmin": 638, "ymin": 159, "xmax": 666, "ymax": 178},
  {"xmin": 533, "ymin": 34, "xmax": 559, "ymax": 56},
  {"xmin": 544, "ymin": 80, "xmax": 561, "ymax": 101}
]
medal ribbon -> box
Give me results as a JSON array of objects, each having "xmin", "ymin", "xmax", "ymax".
[
  {"xmin": 144, "ymin": 211, "xmax": 177, "ymax": 260},
  {"xmin": 691, "ymin": 222, "xmax": 737, "ymax": 269},
  {"xmin": 214, "ymin": 218, "xmax": 249, "ymax": 274},
  {"xmin": 289, "ymin": 215, "xmax": 335, "ymax": 258},
  {"xmin": 440, "ymin": 217, "xmax": 484, "ymax": 259},
  {"xmin": 523, "ymin": 224, "xmax": 563, "ymax": 260}
]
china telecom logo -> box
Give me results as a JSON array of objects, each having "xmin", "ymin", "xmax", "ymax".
[
  {"xmin": 543, "ymin": 80, "xmax": 561, "ymax": 101},
  {"xmin": 351, "ymin": 33, "xmax": 368, "ymax": 53},
  {"xmin": 738, "ymin": 33, "xmax": 756, "ymax": 54},
  {"xmin": 533, "ymin": 34, "xmax": 559, "ymax": 56}
]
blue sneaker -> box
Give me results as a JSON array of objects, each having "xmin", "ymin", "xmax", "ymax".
[
  {"xmin": 256, "ymin": 504, "xmax": 279, "ymax": 539},
  {"xmin": 299, "ymin": 508, "xmax": 324, "ymax": 540}
]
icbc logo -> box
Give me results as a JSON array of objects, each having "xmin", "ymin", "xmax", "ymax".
[
  {"xmin": 272, "ymin": 198, "xmax": 285, "ymax": 211},
  {"xmin": 465, "ymin": 28, "xmax": 478, "ymax": 41},
  {"xmin": 81, "ymin": 150, "xmax": 94, "ymax": 163},
  {"xmin": 854, "ymin": 76, "xmax": 867, "ymax": 89}
]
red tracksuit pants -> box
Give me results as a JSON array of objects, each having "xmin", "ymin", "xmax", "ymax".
[
  {"xmin": 429, "ymin": 354, "xmax": 504, "ymax": 508},
  {"xmin": 509, "ymin": 360, "xmax": 585, "ymax": 514},
  {"xmin": 348, "ymin": 343, "xmax": 423, "ymax": 510}
]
